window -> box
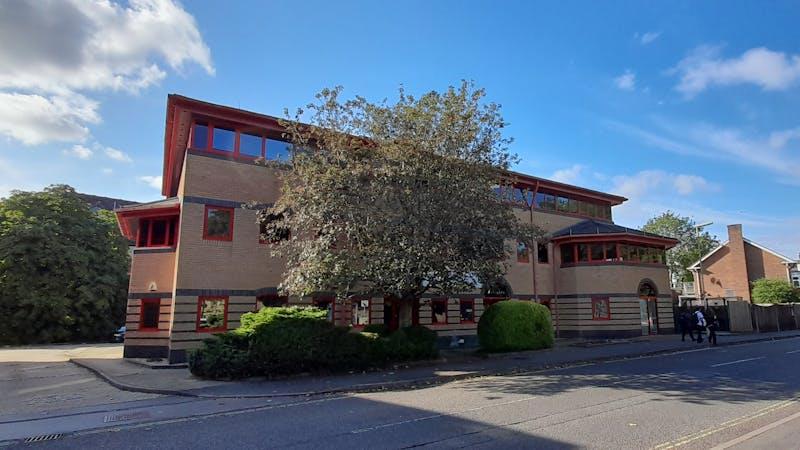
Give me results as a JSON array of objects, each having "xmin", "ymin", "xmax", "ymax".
[
  {"xmin": 313, "ymin": 296, "xmax": 334, "ymax": 321},
  {"xmin": 517, "ymin": 241, "xmax": 530, "ymax": 263},
  {"xmin": 137, "ymin": 216, "xmax": 178, "ymax": 247},
  {"xmin": 139, "ymin": 298, "xmax": 160, "ymax": 331},
  {"xmin": 605, "ymin": 243, "xmax": 618, "ymax": 261},
  {"xmin": 591, "ymin": 297, "xmax": 611, "ymax": 320},
  {"xmin": 258, "ymin": 295, "xmax": 288, "ymax": 307},
  {"xmin": 460, "ymin": 299, "xmax": 475, "ymax": 323},
  {"xmin": 561, "ymin": 243, "xmax": 575, "ymax": 264},
  {"xmin": 577, "ymin": 243, "xmax": 589, "ymax": 262},
  {"xmin": 239, "ymin": 132, "xmax": 263, "ymax": 157},
  {"xmin": 197, "ymin": 296, "xmax": 228, "ymax": 332},
  {"xmin": 537, "ymin": 243, "xmax": 549, "ymax": 263},
  {"xmin": 557, "ymin": 196, "xmax": 569, "ymax": 212},
  {"xmin": 534, "ymin": 192, "xmax": 546, "ymax": 208},
  {"xmin": 590, "ymin": 243, "xmax": 604, "ymax": 261},
  {"xmin": 431, "ymin": 298, "xmax": 447, "ymax": 325},
  {"xmin": 203, "ymin": 206, "xmax": 234, "ymax": 241},
  {"xmin": 352, "ymin": 299, "xmax": 370, "ymax": 326},
  {"xmin": 542, "ymin": 194, "xmax": 556, "ymax": 210},
  {"xmin": 793, "ymin": 275, "xmax": 800, "ymax": 288},
  {"xmin": 267, "ymin": 138, "xmax": 292, "ymax": 162},
  {"xmin": 192, "ymin": 123, "xmax": 209, "ymax": 149},
  {"xmin": 568, "ymin": 198, "xmax": 578, "ymax": 214},
  {"xmin": 212, "ymin": 127, "xmax": 235, "ymax": 152}
]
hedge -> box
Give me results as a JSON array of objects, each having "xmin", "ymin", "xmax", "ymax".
[
  {"xmin": 189, "ymin": 306, "xmax": 438, "ymax": 379},
  {"xmin": 477, "ymin": 300, "xmax": 554, "ymax": 352}
]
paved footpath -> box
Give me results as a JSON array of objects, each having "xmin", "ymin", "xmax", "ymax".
[{"xmin": 72, "ymin": 330, "xmax": 800, "ymax": 398}]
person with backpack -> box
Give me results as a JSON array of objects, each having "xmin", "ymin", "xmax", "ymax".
[
  {"xmin": 706, "ymin": 309, "xmax": 719, "ymax": 346},
  {"xmin": 694, "ymin": 307, "xmax": 707, "ymax": 343}
]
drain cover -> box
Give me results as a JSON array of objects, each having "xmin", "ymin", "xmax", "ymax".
[
  {"xmin": 24, "ymin": 434, "xmax": 62, "ymax": 443},
  {"xmin": 103, "ymin": 411, "xmax": 151, "ymax": 423}
]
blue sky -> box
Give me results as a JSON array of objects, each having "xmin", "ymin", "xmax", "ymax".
[{"xmin": 0, "ymin": 0, "xmax": 798, "ymax": 256}]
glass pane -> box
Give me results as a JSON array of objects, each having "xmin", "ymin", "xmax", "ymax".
[
  {"xmin": 206, "ymin": 208, "xmax": 231, "ymax": 238},
  {"xmin": 577, "ymin": 244, "xmax": 589, "ymax": 261},
  {"xmin": 460, "ymin": 300, "xmax": 474, "ymax": 322},
  {"xmin": 352, "ymin": 299, "xmax": 370, "ymax": 326},
  {"xmin": 590, "ymin": 243, "xmax": 605, "ymax": 261},
  {"xmin": 517, "ymin": 242, "xmax": 529, "ymax": 262},
  {"xmin": 534, "ymin": 192, "xmax": 546, "ymax": 208},
  {"xmin": 561, "ymin": 244, "xmax": 575, "ymax": 264},
  {"xmin": 513, "ymin": 188, "xmax": 526, "ymax": 205},
  {"xmin": 587, "ymin": 203, "xmax": 597, "ymax": 217},
  {"xmin": 605, "ymin": 243, "xmax": 618, "ymax": 260},
  {"xmin": 213, "ymin": 127, "xmax": 235, "ymax": 152},
  {"xmin": 138, "ymin": 219, "xmax": 150, "ymax": 246},
  {"xmin": 239, "ymin": 132, "xmax": 262, "ymax": 157},
  {"xmin": 432, "ymin": 300, "xmax": 447, "ymax": 324},
  {"xmin": 578, "ymin": 201, "xmax": 589, "ymax": 215},
  {"xmin": 538, "ymin": 243, "xmax": 549, "ymax": 263},
  {"xmin": 151, "ymin": 219, "xmax": 167, "ymax": 246},
  {"xmin": 568, "ymin": 198, "xmax": 578, "ymax": 213},
  {"xmin": 141, "ymin": 300, "xmax": 160, "ymax": 329},
  {"xmin": 557, "ymin": 196, "xmax": 569, "ymax": 212},
  {"xmin": 267, "ymin": 138, "xmax": 292, "ymax": 162},
  {"xmin": 198, "ymin": 298, "xmax": 226, "ymax": 330},
  {"xmin": 544, "ymin": 194, "xmax": 556, "ymax": 210},
  {"xmin": 192, "ymin": 123, "xmax": 208, "ymax": 148}
]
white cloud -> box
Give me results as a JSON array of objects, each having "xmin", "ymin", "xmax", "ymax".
[
  {"xmin": 672, "ymin": 46, "xmax": 800, "ymax": 97},
  {"xmin": 63, "ymin": 144, "xmax": 94, "ymax": 159},
  {"xmin": 549, "ymin": 164, "xmax": 585, "ymax": 184},
  {"xmin": 610, "ymin": 170, "xmax": 717, "ymax": 200},
  {"xmin": 638, "ymin": 31, "xmax": 661, "ymax": 45},
  {"xmin": 101, "ymin": 168, "xmax": 113, "ymax": 175},
  {"xmin": 672, "ymin": 174, "xmax": 716, "ymax": 195},
  {"xmin": 614, "ymin": 70, "xmax": 636, "ymax": 91},
  {"xmin": 605, "ymin": 118, "xmax": 800, "ymax": 184},
  {"xmin": 0, "ymin": 0, "xmax": 213, "ymax": 146},
  {"xmin": 0, "ymin": 92, "xmax": 99, "ymax": 145},
  {"xmin": 104, "ymin": 147, "xmax": 132, "ymax": 163},
  {"xmin": 138, "ymin": 175, "xmax": 162, "ymax": 190}
]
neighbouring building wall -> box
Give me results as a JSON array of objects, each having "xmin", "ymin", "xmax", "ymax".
[
  {"xmin": 744, "ymin": 241, "xmax": 791, "ymax": 283},
  {"xmin": 695, "ymin": 225, "xmax": 751, "ymax": 300}
]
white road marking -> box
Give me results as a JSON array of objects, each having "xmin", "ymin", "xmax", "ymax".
[
  {"xmin": 710, "ymin": 357, "xmax": 765, "ymax": 368},
  {"xmin": 785, "ymin": 349, "xmax": 800, "ymax": 354},
  {"xmin": 710, "ymin": 409, "xmax": 800, "ymax": 449}
]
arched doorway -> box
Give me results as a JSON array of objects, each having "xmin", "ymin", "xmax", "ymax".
[{"xmin": 638, "ymin": 279, "xmax": 658, "ymax": 335}]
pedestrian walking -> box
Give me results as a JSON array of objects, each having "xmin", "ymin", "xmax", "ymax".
[
  {"xmin": 678, "ymin": 307, "xmax": 695, "ymax": 342},
  {"xmin": 706, "ymin": 310, "xmax": 719, "ymax": 346},
  {"xmin": 694, "ymin": 308, "xmax": 706, "ymax": 344}
]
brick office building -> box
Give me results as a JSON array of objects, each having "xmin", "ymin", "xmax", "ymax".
[
  {"xmin": 116, "ymin": 95, "xmax": 678, "ymax": 363},
  {"xmin": 688, "ymin": 224, "xmax": 799, "ymax": 301}
]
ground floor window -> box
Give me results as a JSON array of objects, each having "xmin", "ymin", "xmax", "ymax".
[
  {"xmin": 139, "ymin": 298, "xmax": 160, "ymax": 331},
  {"xmin": 431, "ymin": 298, "xmax": 448, "ymax": 325},
  {"xmin": 352, "ymin": 298, "xmax": 370, "ymax": 327},
  {"xmin": 313, "ymin": 296, "xmax": 334, "ymax": 321},
  {"xmin": 460, "ymin": 299, "xmax": 475, "ymax": 323},
  {"xmin": 197, "ymin": 296, "xmax": 228, "ymax": 332},
  {"xmin": 591, "ymin": 297, "xmax": 611, "ymax": 320},
  {"xmin": 258, "ymin": 294, "xmax": 288, "ymax": 308}
]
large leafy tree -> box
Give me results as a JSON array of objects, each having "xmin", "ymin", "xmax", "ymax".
[
  {"xmin": 0, "ymin": 185, "xmax": 130, "ymax": 344},
  {"xmin": 259, "ymin": 82, "xmax": 542, "ymax": 304},
  {"xmin": 641, "ymin": 211, "xmax": 718, "ymax": 284},
  {"xmin": 751, "ymin": 278, "xmax": 799, "ymax": 304}
]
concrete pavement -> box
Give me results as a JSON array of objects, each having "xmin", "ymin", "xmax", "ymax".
[
  {"xmin": 9, "ymin": 335, "xmax": 800, "ymax": 449},
  {"xmin": 72, "ymin": 330, "xmax": 800, "ymax": 398}
]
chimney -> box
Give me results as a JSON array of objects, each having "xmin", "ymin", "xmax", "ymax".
[{"xmin": 726, "ymin": 224, "xmax": 751, "ymax": 300}]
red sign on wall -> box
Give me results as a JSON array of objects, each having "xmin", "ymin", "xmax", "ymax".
[{"xmin": 591, "ymin": 297, "xmax": 611, "ymax": 320}]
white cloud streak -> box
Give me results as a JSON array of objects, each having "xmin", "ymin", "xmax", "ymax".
[
  {"xmin": 639, "ymin": 31, "xmax": 661, "ymax": 45},
  {"xmin": 614, "ymin": 70, "xmax": 636, "ymax": 91},
  {"xmin": 672, "ymin": 46, "xmax": 800, "ymax": 97},
  {"xmin": 549, "ymin": 164, "xmax": 585, "ymax": 184},
  {"xmin": 63, "ymin": 144, "xmax": 94, "ymax": 159},
  {"xmin": 138, "ymin": 175, "xmax": 162, "ymax": 190},
  {"xmin": 104, "ymin": 147, "xmax": 132, "ymax": 163}
]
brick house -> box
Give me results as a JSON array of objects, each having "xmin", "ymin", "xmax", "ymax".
[
  {"xmin": 688, "ymin": 224, "xmax": 799, "ymax": 301},
  {"xmin": 115, "ymin": 95, "xmax": 678, "ymax": 363}
]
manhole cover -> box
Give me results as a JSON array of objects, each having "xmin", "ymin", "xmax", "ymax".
[
  {"xmin": 24, "ymin": 434, "xmax": 62, "ymax": 443},
  {"xmin": 103, "ymin": 411, "xmax": 151, "ymax": 423}
]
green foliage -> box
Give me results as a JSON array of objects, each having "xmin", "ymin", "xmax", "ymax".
[
  {"xmin": 189, "ymin": 307, "xmax": 439, "ymax": 379},
  {"xmin": 478, "ymin": 301, "xmax": 553, "ymax": 352},
  {"xmin": 641, "ymin": 211, "xmax": 718, "ymax": 283},
  {"xmin": 751, "ymin": 278, "xmax": 799, "ymax": 304},
  {"xmin": 362, "ymin": 323, "xmax": 390, "ymax": 336},
  {"xmin": 0, "ymin": 185, "xmax": 130, "ymax": 344},
  {"xmin": 259, "ymin": 82, "xmax": 543, "ymax": 302}
]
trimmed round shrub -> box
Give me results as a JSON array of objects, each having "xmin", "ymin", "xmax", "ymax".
[
  {"xmin": 188, "ymin": 333, "xmax": 252, "ymax": 379},
  {"xmin": 478, "ymin": 301, "xmax": 553, "ymax": 352}
]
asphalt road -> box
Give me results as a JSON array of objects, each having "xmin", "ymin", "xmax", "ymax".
[{"xmin": 8, "ymin": 338, "xmax": 800, "ymax": 449}]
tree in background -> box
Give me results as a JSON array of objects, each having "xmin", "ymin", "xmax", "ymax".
[
  {"xmin": 0, "ymin": 185, "xmax": 130, "ymax": 344},
  {"xmin": 260, "ymin": 82, "xmax": 542, "ymax": 306},
  {"xmin": 751, "ymin": 278, "xmax": 799, "ymax": 304},
  {"xmin": 642, "ymin": 211, "xmax": 718, "ymax": 284}
]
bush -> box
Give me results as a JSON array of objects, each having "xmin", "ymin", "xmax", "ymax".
[
  {"xmin": 362, "ymin": 323, "xmax": 390, "ymax": 336},
  {"xmin": 478, "ymin": 301, "xmax": 553, "ymax": 352},
  {"xmin": 751, "ymin": 278, "xmax": 799, "ymax": 304},
  {"xmin": 189, "ymin": 306, "xmax": 440, "ymax": 379}
]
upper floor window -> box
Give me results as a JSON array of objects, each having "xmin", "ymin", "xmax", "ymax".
[
  {"xmin": 203, "ymin": 205, "xmax": 234, "ymax": 241},
  {"xmin": 192, "ymin": 123, "xmax": 209, "ymax": 149},
  {"xmin": 516, "ymin": 241, "xmax": 530, "ymax": 263},
  {"xmin": 137, "ymin": 216, "xmax": 178, "ymax": 247},
  {"xmin": 239, "ymin": 132, "xmax": 263, "ymax": 157},
  {"xmin": 537, "ymin": 243, "xmax": 549, "ymax": 263},
  {"xmin": 267, "ymin": 138, "xmax": 292, "ymax": 162},
  {"xmin": 560, "ymin": 242, "xmax": 665, "ymax": 266},
  {"xmin": 213, "ymin": 127, "xmax": 235, "ymax": 152}
]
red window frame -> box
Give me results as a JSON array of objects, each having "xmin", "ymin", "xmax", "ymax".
[
  {"xmin": 136, "ymin": 215, "xmax": 179, "ymax": 248},
  {"xmin": 591, "ymin": 297, "xmax": 611, "ymax": 320},
  {"xmin": 202, "ymin": 205, "xmax": 235, "ymax": 241},
  {"xmin": 351, "ymin": 297, "xmax": 371, "ymax": 328},
  {"xmin": 460, "ymin": 298, "xmax": 475, "ymax": 323},
  {"xmin": 196, "ymin": 296, "xmax": 229, "ymax": 333},
  {"xmin": 430, "ymin": 298, "xmax": 448, "ymax": 325},
  {"xmin": 139, "ymin": 298, "xmax": 161, "ymax": 331},
  {"xmin": 190, "ymin": 120, "xmax": 296, "ymax": 162}
]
